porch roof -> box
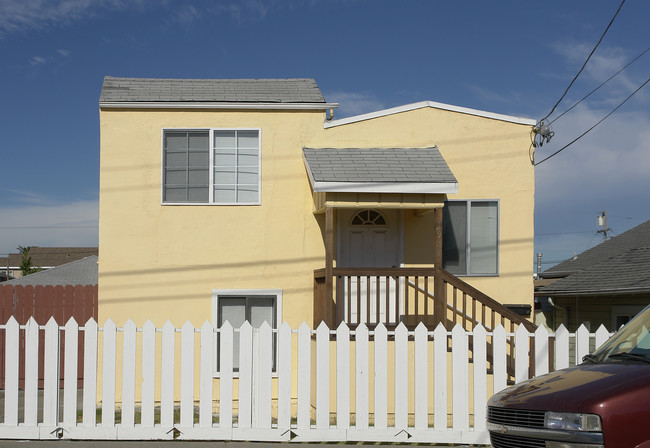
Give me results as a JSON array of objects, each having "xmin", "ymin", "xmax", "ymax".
[{"xmin": 302, "ymin": 147, "xmax": 458, "ymax": 194}]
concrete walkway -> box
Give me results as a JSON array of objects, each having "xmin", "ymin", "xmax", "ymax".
[{"xmin": 0, "ymin": 443, "xmax": 478, "ymax": 448}]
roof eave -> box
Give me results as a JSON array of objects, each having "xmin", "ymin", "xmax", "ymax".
[
  {"xmin": 535, "ymin": 286, "xmax": 650, "ymax": 297},
  {"xmin": 99, "ymin": 101, "xmax": 339, "ymax": 111},
  {"xmin": 312, "ymin": 181, "xmax": 458, "ymax": 194}
]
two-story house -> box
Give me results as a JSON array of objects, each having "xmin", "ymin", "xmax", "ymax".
[{"xmin": 98, "ymin": 76, "xmax": 536, "ymax": 336}]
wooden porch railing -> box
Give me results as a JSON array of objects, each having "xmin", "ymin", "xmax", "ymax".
[
  {"xmin": 314, "ymin": 267, "xmax": 537, "ymax": 380},
  {"xmin": 314, "ymin": 267, "xmax": 535, "ymax": 332}
]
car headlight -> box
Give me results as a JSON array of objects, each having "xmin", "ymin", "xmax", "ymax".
[{"xmin": 545, "ymin": 412, "xmax": 602, "ymax": 432}]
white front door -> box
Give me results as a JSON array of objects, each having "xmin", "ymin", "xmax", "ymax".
[{"xmin": 338, "ymin": 209, "xmax": 402, "ymax": 324}]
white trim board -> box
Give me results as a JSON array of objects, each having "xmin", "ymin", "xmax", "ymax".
[
  {"xmin": 310, "ymin": 180, "xmax": 458, "ymax": 194},
  {"xmin": 101, "ymin": 102, "xmax": 338, "ymax": 111},
  {"xmin": 324, "ymin": 101, "xmax": 536, "ymax": 128}
]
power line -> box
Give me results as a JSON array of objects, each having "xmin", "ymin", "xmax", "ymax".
[
  {"xmin": 534, "ymin": 76, "xmax": 650, "ymax": 166},
  {"xmin": 536, "ymin": 230, "xmax": 595, "ymax": 236},
  {"xmin": 0, "ymin": 225, "xmax": 97, "ymax": 229},
  {"xmin": 540, "ymin": 0, "xmax": 626, "ymax": 123},
  {"xmin": 549, "ymin": 46, "xmax": 650, "ymax": 125}
]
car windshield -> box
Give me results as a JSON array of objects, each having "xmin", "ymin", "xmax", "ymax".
[{"xmin": 587, "ymin": 305, "xmax": 650, "ymax": 364}]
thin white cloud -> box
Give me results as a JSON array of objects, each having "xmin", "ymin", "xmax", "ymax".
[
  {"xmin": 0, "ymin": 0, "xmax": 149, "ymax": 37},
  {"xmin": 536, "ymin": 104, "xmax": 650, "ymax": 205},
  {"xmin": 0, "ymin": 200, "xmax": 99, "ymax": 256},
  {"xmin": 210, "ymin": 0, "xmax": 272, "ymax": 24},
  {"xmin": 29, "ymin": 56, "xmax": 49, "ymax": 66},
  {"xmin": 550, "ymin": 42, "xmax": 648, "ymax": 108},
  {"xmin": 325, "ymin": 91, "xmax": 386, "ymax": 118},
  {"xmin": 0, "ymin": 0, "xmax": 331, "ymax": 36}
]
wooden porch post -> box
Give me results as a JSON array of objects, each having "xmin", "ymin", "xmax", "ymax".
[
  {"xmin": 433, "ymin": 207, "xmax": 445, "ymax": 328},
  {"xmin": 325, "ymin": 206, "xmax": 335, "ymax": 324}
]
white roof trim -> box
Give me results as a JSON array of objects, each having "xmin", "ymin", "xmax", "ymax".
[
  {"xmin": 324, "ymin": 100, "xmax": 536, "ymax": 128},
  {"xmin": 100, "ymin": 102, "xmax": 339, "ymax": 111},
  {"xmin": 311, "ymin": 181, "xmax": 458, "ymax": 194}
]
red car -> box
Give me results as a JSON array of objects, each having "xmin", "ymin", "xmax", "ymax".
[{"xmin": 487, "ymin": 305, "xmax": 650, "ymax": 448}]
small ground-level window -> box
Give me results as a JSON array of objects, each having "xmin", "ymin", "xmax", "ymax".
[{"xmin": 212, "ymin": 289, "xmax": 282, "ymax": 375}]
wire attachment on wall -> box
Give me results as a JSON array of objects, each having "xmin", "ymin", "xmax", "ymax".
[{"xmin": 532, "ymin": 120, "xmax": 555, "ymax": 148}]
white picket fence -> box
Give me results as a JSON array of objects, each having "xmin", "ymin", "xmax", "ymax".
[{"xmin": 0, "ymin": 317, "xmax": 613, "ymax": 443}]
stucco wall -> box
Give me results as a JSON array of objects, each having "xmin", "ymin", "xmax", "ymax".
[{"xmin": 98, "ymin": 104, "xmax": 534, "ymax": 327}]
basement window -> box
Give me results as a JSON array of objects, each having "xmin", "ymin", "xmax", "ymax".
[{"xmin": 212, "ymin": 289, "xmax": 282, "ymax": 375}]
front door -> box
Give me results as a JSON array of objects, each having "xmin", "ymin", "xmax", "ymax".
[{"xmin": 338, "ymin": 209, "xmax": 402, "ymax": 324}]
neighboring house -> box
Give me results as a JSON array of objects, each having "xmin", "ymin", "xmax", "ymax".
[
  {"xmin": 1, "ymin": 247, "xmax": 98, "ymax": 282},
  {"xmin": 0, "ymin": 255, "xmax": 98, "ymax": 389},
  {"xmin": 1, "ymin": 255, "xmax": 98, "ymax": 287},
  {"xmin": 536, "ymin": 220, "xmax": 650, "ymax": 331},
  {"xmin": 98, "ymin": 76, "xmax": 536, "ymax": 334}
]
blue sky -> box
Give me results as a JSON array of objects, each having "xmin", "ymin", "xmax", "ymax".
[{"xmin": 0, "ymin": 0, "xmax": 648, "ymax": 271}]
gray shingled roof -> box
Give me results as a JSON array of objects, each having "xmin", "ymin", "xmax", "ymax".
[
  {"xmin": 303, "ymin": 147, "xmax": 457, "ymax": 186},
  {"xmin": 100, "ymin": 76, "xmax": 326, "ymax": 103},
  {"xmin": 2, "ymin": 256, "xmax": 98, "ymax": 287},
  {"xmin": 538, "ymin": 220, "xmax": 650, "ymax": 295}
]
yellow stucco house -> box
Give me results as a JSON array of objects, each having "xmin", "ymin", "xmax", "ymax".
[{"xmin": 98, "ymin": 76, "xmax": 536, "ymax": 334}]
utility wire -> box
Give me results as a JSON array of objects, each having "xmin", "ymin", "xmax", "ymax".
[
  {"xmin": 0, "ymin": 225, "xmax": 97, "ymax": 229},
  {"xmin": 535, "ymin": 76, "xmax": 650, "ymax": 166},
  {"xmin": 540, "ymin": 0, "xmax": 626, "ymax": 123},
  {"xmin": 549, "ymin": 46, "xmax": 650, "ymax": 125}
]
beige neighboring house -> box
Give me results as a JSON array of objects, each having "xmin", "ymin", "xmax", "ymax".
[{"xmin": 1, "ymin": 247, "xmax": 98, "ymax": 282}]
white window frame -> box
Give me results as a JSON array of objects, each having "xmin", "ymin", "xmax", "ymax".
[
  {"xmin": 442, "ymin": 199, "xmax": 500, "ymax": 277},
  {"xmin": 161, "ymin": 127, "xmax": 262, "ymax": 205},
  {"xmin": 211, "ymin": 288, "xmax": 282, "ymax": 377}
]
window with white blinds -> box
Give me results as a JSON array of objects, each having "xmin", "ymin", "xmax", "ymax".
[{"xmin": 163, "ymin": 129, "xmax": 260, "ymax": 204}]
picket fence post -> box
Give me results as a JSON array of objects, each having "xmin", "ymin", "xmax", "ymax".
[
  {"xmin": 141, "ymin": 320, "xmax": 156, "ymax": 427},
  {"xmin": 4, "ymin": 317, "xmax": 19, "ymax": 426},
  {"xmin": 83, "ymin": 318, "xmax": 98, "ymax": 427},
  {"xmin": 199, "ymin": 321, "xmax": 214, "ymax": 428},
  {"xmin": 394, "ymin": 323, "xmax": 408, "ymax": 430},
  {"xmin": 432, "ymin": 323, "xmax": 447, "ymax": 430},
  {"xmin": 277, "ymin": 322, "xmax": 292, "ymax": 430},
  {"xmin": 355, "ymin": 323, "xmax": 369, "ymax": 429},
  {"xmin": 374, "ymin": 323, "xmax": 388, "ymax": 430},
  {"xmin": 472, "ymin": 324, "xmax": 487, "ymax": 432},
  {"xmin": 24, "ymin": 317, "xmax": 39, "ymax": 426},
  {"xmin": 315, "ymin": 321, "xmax": 330, "ymax": 429},
  {"xmin": 336, "ymin": 322, "xmax": 350, "ymax": 429},
  {"xmin": 452, "ymin": 324, "xmax": 469, "ymax": 431},
  {"xmin": 43, "ymin": 317, "xmax": 60, "ymax": 427}
]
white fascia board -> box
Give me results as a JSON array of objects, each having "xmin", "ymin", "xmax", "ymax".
[
  {"xmin": 312, "ymin": 181, "xmax": 458, "ymax": 194},
  {"xmin": 324, "ymin": 100, "xmax": 536, "ymax": 128},
  {"xmin": 100, "ymin": 102, "xmax": 339, "ymax": 110}
]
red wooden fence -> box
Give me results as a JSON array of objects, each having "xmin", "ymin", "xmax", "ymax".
[{"xmin": 0, "ymin": 284, "xmax": 98, "ymax": 389}]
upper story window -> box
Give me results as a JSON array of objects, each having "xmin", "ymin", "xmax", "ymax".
[
  {"xmin": 163, "ymin": 129, "xmax": 260, "ymax": 204},
  {"xmin": 442, "ymin": 200, "xmax": 499, "ymax": 276}
]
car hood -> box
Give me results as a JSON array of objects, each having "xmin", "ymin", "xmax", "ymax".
[{"xmin": 489, "ymin": 362, "xmax": 650, "ymax": 412}]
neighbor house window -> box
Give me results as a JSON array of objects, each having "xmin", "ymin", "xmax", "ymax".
[
  {"xmin": 212, "ymin": 289, "xmax": 282, "ymax": 374},
  {"xmin": 163, "ymin": 129, "xmax": 260, "ymax": 204},
  {"xmin": 442, "ymin": 200, "xmax": 498, "ymax": 275}
]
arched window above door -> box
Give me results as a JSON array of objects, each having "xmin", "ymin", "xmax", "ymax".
[{"xmin": 350, "ymin": 209, "xmax": 387, "ymax": 226}]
